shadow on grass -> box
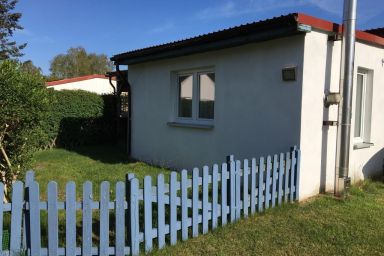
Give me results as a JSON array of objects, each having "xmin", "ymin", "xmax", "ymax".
[{"xmin": 67, "ymin": 143, "xmax": 135, "ymax": 165}]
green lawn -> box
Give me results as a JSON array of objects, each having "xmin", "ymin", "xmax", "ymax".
[
  {"xmin": 30, "ymin": 144, "xmax": 169, "ymax": 199},
  {"xmin": 151, "ymin": 180, "xmax": 384, "ymax": 256}
]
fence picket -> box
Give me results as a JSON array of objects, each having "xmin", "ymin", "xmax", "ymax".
[
  {"xmin": 115, "ymin": 182, "xmax": 125, "ymax": 256},
  {"xmin": 129, "ymin": 178, "xmax": 140, "ymax": 256},
  {"xmin": 258, "ymin": 157, "xmax": 265, "ymax": 212},
  {"xmin": 29, "ymin": 181, "xmax": 41, "ymax": 256},
  {"xmin": 144, "ymin": 176, "xmax": 153, "ymax": 252},
  {"xmin": 221, "ymin": 163, "xmax": 228, "ymax": 226},
  {"xmin": 170, "ymin": 172, "xmax": 178, "ymax": 245},
  {"xmin": 82, "ymin": 182, "xmax": 93, "ymax": 256},
  {"xmin": 265, "ymin": 156, "xmax": 272, "ymax": 209},
  {"xmin": 47, "ymin": 182, "xmax": 59, "ymax": 256},
  {"xmin": 202, "ymin": 166, "xmax": 209, "ymax": 234},
  {"xmin": 295, "ymin": 149, "xmax": 301, "ymax": 201},
  {"xmin": 290, "ymin": 150, "xmax": 296, "ymax": 202},
  {"xmin": 181, "ymin": 170, "xmax": 188, "ymax": 241},
  {"xmin": 235, "ymin": 161, "xmax": 241, "ymax": 220},
  {"xmin": 271, "ymin": 155, "xmax": 278, "ymax": 208},
  {"xmin": 243, "ymin": 159, "xmax": 249, "ymax": 218},
  {"xmin": 157, "ymin": 174, "xmax": 166, "ymax": 249},
  {"xmin": 10, "ymin": 181, "xmax": 23, "ymax": 255},
  {"xmin": 278, "ymin": 153, "xmax": 284, "ymax": 205},
  {"xmin": 99, "ymin": 181, "xmax": 110, "ymax": 256},
  {"xmin": 230, "ymin": 161, "xmax": 236, "ymax": 222},
  {"xmin": 192, "ymin": 168, "xmax": 199, "ymax": 237},
  {"xmin": 284, "ymin": 152, "xmax": 290, "ymax": 203},
  {"xmin": 212, "ymin": 165, "xmax": 218, "ymax": 229},
  {"xmin": 65, "ymin": 182, "xmax": 76, "ymax": 256},
  {"xmin": 250, "ymin": 159, "xmax": 256, "ymax": 214}
]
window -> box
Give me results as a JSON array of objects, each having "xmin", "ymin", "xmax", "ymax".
[
  {"xmin": 173, "ymin": 69, "xmax": 215, "ymax": 125},
  {"xmin": 178, "ymin": 75, "xmax": 193, "ymax": 118},
  {"xmin": 354, "ymin": 68, "xmax": 373, "ymax": 146}
]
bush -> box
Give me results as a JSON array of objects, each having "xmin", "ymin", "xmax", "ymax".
[
  {"xmin": 0, "ymin": 60, "xmax": 50, "ymax": 198},
  {"xmin": 41, "ymin": 90, "xmax": 118, "ymax": 148}
]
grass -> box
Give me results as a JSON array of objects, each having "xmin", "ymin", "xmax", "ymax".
[
  {"xmin": 29, "ymin": 144, "xmax": 170, "ymax": 200},
  {"xmin": 150, "ymin": 180, "xmax": 384, "ymax": 256}
]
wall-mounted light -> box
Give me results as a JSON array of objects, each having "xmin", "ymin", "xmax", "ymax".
[{"xmin": 282, "ymin": 67, "xmax": 297, "ymax": 81}]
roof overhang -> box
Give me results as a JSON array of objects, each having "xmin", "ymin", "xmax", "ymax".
[{"xmin": 111, "ymin": 13, "xmax": 384, "ymax": 66}]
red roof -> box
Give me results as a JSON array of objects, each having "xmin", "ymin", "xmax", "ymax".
[
  {"xmin": 364, "ymin": 27, "xmax": 384, "ymax": 38},
  {"xmin": 296, "ymin": 13, "xmax": 384, "ymax": 47},
  {"xmin": 46, "ymin": 74, "xmax": 115, "ymax": 87}
]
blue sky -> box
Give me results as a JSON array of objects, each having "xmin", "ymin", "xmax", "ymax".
[{"xmin": 14, "ymin": 0, "xmax": 384, "ymax": 75}]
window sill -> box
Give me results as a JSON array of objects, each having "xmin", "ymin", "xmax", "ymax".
[
  {"xmin": 353, "ymin": 142, "xmax": 374, "ymax": 150},
  {"xmin": 167, "ymin": 122, "xmax": 214, "ymax": 130}
]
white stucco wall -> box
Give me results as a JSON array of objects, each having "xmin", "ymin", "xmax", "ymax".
[
  {"xmin": 300, "ymin": 30, "xmax": 384, "ymax": 199},
  {"xmin": 47, "ymin": 78, "xmax": 116, "ymax": 95},
  {"xmin": 129, "ymin": 36, "xmax": 305, "ymax": 170}
]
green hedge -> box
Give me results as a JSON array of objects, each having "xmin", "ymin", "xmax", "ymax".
[{"xmin": 42, "ymin": 90, "xmax": 118, "ymax": 148}]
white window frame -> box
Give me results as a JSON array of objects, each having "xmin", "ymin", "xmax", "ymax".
[
  {"xmin": 354, "ymin": 72, "xmax": 367, "ymax": 144},
  {"xmin": 353, "ymin": 68, "xmax": 373, "ymax": 146},
  {"xmin": 171, "ymin": 68, "xmax": 215, "ymax": 126}
]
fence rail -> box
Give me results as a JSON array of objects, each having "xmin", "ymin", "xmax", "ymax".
[{"xmin": 0, "ymin": 148, "xmax": 300, "ymax": 256}]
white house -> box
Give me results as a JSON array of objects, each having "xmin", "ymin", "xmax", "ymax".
[
  {"xmin": 111, "ymin": 13, "xmax": 384, "ymax": 200},
  {"xmin": 46, "ymin": 74, "xmax": 116, "ymax": 95}
]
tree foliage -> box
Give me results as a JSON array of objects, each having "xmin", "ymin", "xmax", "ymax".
[
  {"xmin": 0, "ymin": 0, "xmax": 26, "ymax": 60},
  {"xmin": 20, "ymin": 60, "xmax": 42, "ymax": 75},
  {"xmin": 49, "ymin": 47, "xmax": 113, "ymax": 79},
  {"xmin": 0, "ymin": 60, "xmax": 49, "ymax": 199}
]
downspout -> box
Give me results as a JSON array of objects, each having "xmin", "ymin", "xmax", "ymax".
[
  {"xmin": 335, "ymin": 0, "xmax": 357, "ymax": 197},
  {"xmin": 116, "ymin": 65, "xmax": 132, "ymax": 156},
  {"xmin": 108, "ymin": 76, "xmax": 116, "ymax": 95}
]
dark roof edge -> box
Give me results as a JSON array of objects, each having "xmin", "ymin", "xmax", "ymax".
[
  {"xmin": 112, "ymin": 13, "xmax": 300, "ymax": 65},
  {"xmin": 112, "ymin": 12, "xmax": 384, "ymax": 65},
  {"xmin": 364, "ymin": 27, "xmax": 384, "ymax": 38}
]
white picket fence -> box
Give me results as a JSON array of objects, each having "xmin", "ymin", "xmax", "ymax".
[{"xmin": 0, "ymin": 148, "xmax": 300, "ymax": 255}]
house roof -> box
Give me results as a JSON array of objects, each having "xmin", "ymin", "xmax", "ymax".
[
  {"xmin": 46, "ymin": 74, "xmax": 114, "ymax": 87},
  {"xmin": 111, "ymin": 13, "xmax": 384, "ymax": 65},
  {"xmin": 365, "ymin": 27, "xmax": 384, "ymax": 38}
]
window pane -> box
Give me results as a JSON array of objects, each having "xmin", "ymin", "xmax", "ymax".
[
  {"xmin": 199, "ymin": 73, "xmax": 215, "ymax": 119},
  {"xmin": 178, "ymin": 75, "xmax": 193, "ymax": 118},
  {"xmin": 354, "ymin": 74, "xmax": 364, "ymax": 138}
]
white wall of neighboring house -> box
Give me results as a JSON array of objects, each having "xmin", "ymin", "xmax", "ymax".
[
  {"xmin": 300, "ymin": 29, "xmax": 384, "ymax": 199},
  {"xmin": 46, "ymin": 75, "xmax": 116, "ymax": 95},
  {"xmin": 129, "ymin": 35, "xmax": 305, "ymax": 172}
]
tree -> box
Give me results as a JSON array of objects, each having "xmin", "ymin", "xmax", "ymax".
[
  {"xmin": 0, "ymin": 60, "xmax": 50, "ymax": 200},
  {"xmin": 20, "ymin": 60, "xmax": 42, "ymax": 75},
  {"xmin": 0, "ymin": 0, "xmax": 26, "ymax": 60},
  {"xmin": 49, "ymin": 47, "xmax": 113, "ymax": 79}
]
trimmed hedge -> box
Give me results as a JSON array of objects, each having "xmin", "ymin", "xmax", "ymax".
[{"xmin": 42, "ymin": 90, "xmax": 118, "ymax": 148}]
